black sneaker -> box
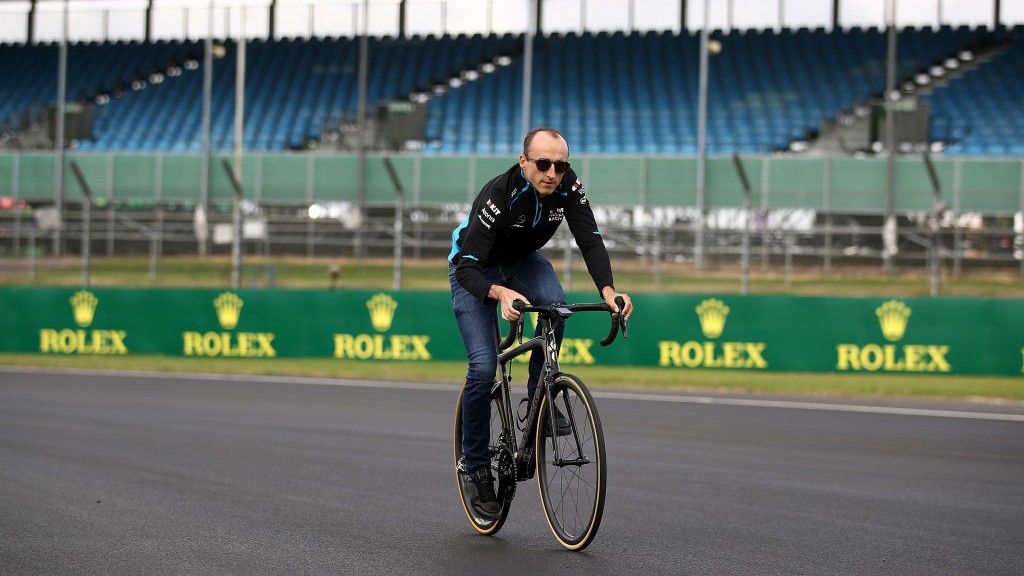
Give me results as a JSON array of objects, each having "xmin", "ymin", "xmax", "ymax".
[
  {"xmin": 544, "ymin": 408, "xmax": 573, "ymax": 437},
  {"xmin": 465, "ymin": 466, "xmax": 501, "ymax": 519}
]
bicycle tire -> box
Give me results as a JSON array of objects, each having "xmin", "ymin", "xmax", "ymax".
[
  {"xmin": 453, "ymin": 385, "xmax": 513, "ymax": 535},
  {"xmin": 535, "ymin": 373, "xmax": 607, "ymax": 551}
]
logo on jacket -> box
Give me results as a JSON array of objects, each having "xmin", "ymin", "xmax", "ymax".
[
  {"xmin": 572, "ymin": 179, "xmax": 588, "ymax": 204},
  {"xmin": 485, "ymin": 199, "xmax": 501, "ymax": 216},
  {"xmin": 548, "ymin": 207, "xmax": 565, "ymax": 222},
  {"xmin": 512, "ymin": 215, "xmax": 526, "ymax": 228}
]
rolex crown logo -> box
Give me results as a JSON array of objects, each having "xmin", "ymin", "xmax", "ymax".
[
  {"xmin": 367, "ymin": 293, "xmax": 398, "ymax": 332},
  {"xmin": 695, "ymin": 298, "xmax": 729, "ymax": 339},
  {"xmin": 214, "ymin": 292, "xmax": 244, "ymax": 330},
  {"xmin": 876, "ymin": 300, "xmax": 911, "ymax": 342},
  {"xmin": 70, "ymin": 290, "xmax": 98, "ymax": 327}
]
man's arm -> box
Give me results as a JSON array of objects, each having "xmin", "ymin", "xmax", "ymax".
[
  {"xmin": 563, "ymin": 174, "xmax": 614, "ymax": 296},
  {"xmin": 453, "ymin": 187, "xmax": 508, "ymax": 302},
  {"xmin": 563, "ymin": 174, "xmax": 633, "ymax": 320}
]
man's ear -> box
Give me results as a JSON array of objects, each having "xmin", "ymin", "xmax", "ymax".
[{"xmin": 518, "ymin": 154, "xmax": 528, "ymax": 170}]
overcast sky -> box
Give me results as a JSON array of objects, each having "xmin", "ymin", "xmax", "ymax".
[{"xmin": 1, "ymin": 0, "xmax": 1019, "ymax": 43}]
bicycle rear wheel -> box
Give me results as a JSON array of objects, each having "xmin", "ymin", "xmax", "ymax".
[
  {"xmin": 535, "ymin": 373, "xmax": 606, "ymax": 551},
  {"xmin": 453, "ymin": 384, "xmax": 513, "ymax": 534}
]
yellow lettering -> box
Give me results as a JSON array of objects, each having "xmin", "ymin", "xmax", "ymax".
[
  {"xmin": 355, "ymin": 334, "xmax": 373, "ymax": 359},
  {"xmin": 883, "ymin": 344, "xmax": 904, "ymax": 371},
  {"xmin": 926, "ymin": 345, "xmax": 951, "ymax": 372},
  {"xmin": 658, "ymin": 341, "xmax": 680, "ymax": 367},
  {"xmin": 722, "ymin": 342, "xmax": 741, "ymax": 368},
  {"xmin": 702, "ymin": 342, "xmax": 722, "ymax": 368},
  {"xmin": 334, "ymin": 334, "xmax": 354, "ymax": 358},
  {"xmin": 333, "ymin": 333, "xmax": 425, "ymax": 361},
  {"xmin": 904, "ymin": 345, "xmax": 925, "ymax": 372},
  {"xmin": 183, "ymin": 332, "xmax": 201, "ymax": 355},
  {"xmin": 410, "ymin": 335, "xmax": 431, "ymax": 360},
  {"xmin": 40, "ymin": 329, "xmax": 59, "ymax": 353},
  {"xmin": 836, "ymin": 344, "xmax": 859, "ymax": 370},
  {"xmin": 256, "ymin": 333, "xmax": 276, "ymax": 357},
  {"xmin": 680, "ymin": 341, "xmax": 703, "ymax": 368},
  {"xmin": 89, "ymin": 330, "xmax": 108, "ymax": 355},
  {"xmin": 570, "ymin": 339, "xmax": 594, "ymax": 365},
  {"xmin": 860, "ymin": 344, "xmax": 884, "ymax": 371},
  {"xmin": 744, "ymin": 342, "xmax": 767, "ymax": 368},
  {"xmin": 110, "ymin": 331, "xmax": 127, "ymax": 354},
  {"xmin": 201, "ymin": 332, "xmax": 219, "ymax": 356}
]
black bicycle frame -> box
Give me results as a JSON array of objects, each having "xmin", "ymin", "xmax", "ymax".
[
  {"xmin": 490, "ymin": 297, "xmax": 625, "ymax": 481},
  {"xmin": 493, "ymin": 316, "xmax": 584, "ymax": 479}
]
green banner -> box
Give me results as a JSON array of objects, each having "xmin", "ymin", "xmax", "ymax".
[{"xmin": 1, "ymin": 287, "xmax": 1022, "ymax": 376}]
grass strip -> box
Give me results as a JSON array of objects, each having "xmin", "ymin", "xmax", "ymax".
[{"xmin": 1, "ymin": 353, "xmax": 1020, "ymax": 403}]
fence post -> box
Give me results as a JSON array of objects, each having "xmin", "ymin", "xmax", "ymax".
[
  {"xmin": 760, "ymin": 157, "xmax": 770, "ymax": 271},
  {"xmin": 12, "ymin": 155, "xmax": 21, "ymax": 256},
  {"xmin": 29, "ymin": 228, "xmax": 36, "ymax": 283},
  {"xmin": 154, "ymin": 154, "xmax": 164, "ymax": 266},
  {"xmin": 823, "ymin": 156, "xmax": 832, "ymax": 274},
  {"xmin": 922, "ymin": 152, "xmax": 943, "ymax": 297},
  {"xmin": 413, "ymin": 155, "xmax": 422, "ymax": 259},
  {"xmin": 1019, "ymin": 159, "xmax": 1024, "ymax": 279},
  {"xmin": 69, "ymin": 161, "xmax": 93, "ymax": 288},
  {"xmin": 222, "ymin": 159, "xmax": 244, "ymax": 289},
  {"xmin": 952, "ymin": 158, "xmax": 962, "ymax": 277},
  {"xmin": 733, "ymin": 153, "xmax": 752, "ymax": 295},
  {"xmin": 106, "ymin": 154, "xmax": 115, "ymax": 257},
  {"xmin": 306, "ymin": 155, "xmax": 314, "ymax": 258},
  {"xmin": 382, "ymin": 156, "xmax": 405, "ymax": 290}
]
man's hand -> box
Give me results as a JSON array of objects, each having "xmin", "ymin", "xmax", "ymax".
[
  {"xmin": 601, "ymin": 286, "xmax": 633, "ymax": 321},
  {"xmin": 489, "ymin": 285, "xmax": 531, "ymax": 322}
]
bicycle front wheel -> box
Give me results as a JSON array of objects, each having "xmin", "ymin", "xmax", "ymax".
[{"xmin": 535, "ymin": 373, "xmax": 607, "ymax": 551}]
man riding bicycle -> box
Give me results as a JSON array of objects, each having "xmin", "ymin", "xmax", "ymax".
[{"xmin": 448, "ymin": 127, "xmax": 634, "ymax": 520}]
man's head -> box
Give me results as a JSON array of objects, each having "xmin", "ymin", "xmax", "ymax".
[{"xmin": 519, "ymin": 128, "xmax": 570, "ymax": 196}]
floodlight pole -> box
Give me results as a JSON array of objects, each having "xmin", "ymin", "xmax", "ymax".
[
  {"xmin": 232, "ymin": 7, "xmax": 247, "ymax": 289},
  {"xmin": 54, "ymin": 0, "xmax": 68, "ymax": 257},
  {"xmin": 199, "ymin": 0, "xmax": 213, "ymax": 256},
  {"xmin": 695, "ymin": 0, "xmax": 710, "ymax": 270},
  {"xmin": 883, "ymin": 0, "xmax": 897, "ymax": 276},
  {"xmin": 355, "ymin": 0, "xmax": 369, "ymax": 258},
  {"xmin": 521, "ymin": 0, "xmax": 537, "ymax": 138},
  {"xmin": 923, "ymin": 152, "xmax": 943, "ymax": 297}
]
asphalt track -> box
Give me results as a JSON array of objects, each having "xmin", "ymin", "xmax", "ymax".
[{"xmin": 2, "ymin": 368, "xmax": 1023, "ymax": 575}]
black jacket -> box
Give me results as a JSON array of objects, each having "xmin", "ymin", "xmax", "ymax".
[{"xmin": 449, "ymin": 164, "xmax": 614, "ymax": 302}]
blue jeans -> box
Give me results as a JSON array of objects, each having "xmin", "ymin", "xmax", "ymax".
[{"xmin": 449, "ymin": 251, "xmax": 566, "ymax": 473}]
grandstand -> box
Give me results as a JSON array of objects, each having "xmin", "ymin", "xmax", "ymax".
[
  {"xmin": 0, "ymin": 0, "xmax": 1021, "ymax": 278},
  {"xmin": 2, "ymin": 25, "xmax": 1021, "ymax": 155}
]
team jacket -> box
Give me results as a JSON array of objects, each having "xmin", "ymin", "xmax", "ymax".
[{"xmin": 449, "ymin": 164, "xmax": 614, "ymax": 302}]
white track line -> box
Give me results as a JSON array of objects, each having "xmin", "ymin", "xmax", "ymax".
[
  {"xmin": 591, "ymin": 390, "xmax": 1024, "ymax": 423},
  {"xmin": 2, "ymin": 365, "xmax": 1022, "ymax": 423}
]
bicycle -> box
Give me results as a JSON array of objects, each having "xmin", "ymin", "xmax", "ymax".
[{"xmin": 453, "ymin": 296, "xmax": 627, "ymax": 551}]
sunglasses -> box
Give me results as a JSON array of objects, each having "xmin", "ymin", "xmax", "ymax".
[{"xmin": 525, "ymin": 155, "xmax": 571, "ymax": 174}]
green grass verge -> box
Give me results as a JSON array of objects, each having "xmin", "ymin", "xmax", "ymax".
[
  {"xmin": 1, "ymin": 353, "xmax": 1020, "ymax": 403},
  {"xmin": 3, "ymin": 256, "xmax": 1023, "ymax": 298}
]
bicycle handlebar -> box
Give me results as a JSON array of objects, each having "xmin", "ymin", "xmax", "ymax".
[{"xmin": 497, "ymin": 296, "xmax": 628, "ymax": 352}]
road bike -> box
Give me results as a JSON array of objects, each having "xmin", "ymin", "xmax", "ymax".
[{"xmin": 454, "ymin": 297, "xmax": 627, "ymax": 551}]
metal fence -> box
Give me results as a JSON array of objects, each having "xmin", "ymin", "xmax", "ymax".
[
  {"xmin": 2, "ymin": 152, "xmax": 1022, "ymax": 293},
  {"xmin": 3, "ymin": 153, "xmax": 1023, "ymax": 212}
]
